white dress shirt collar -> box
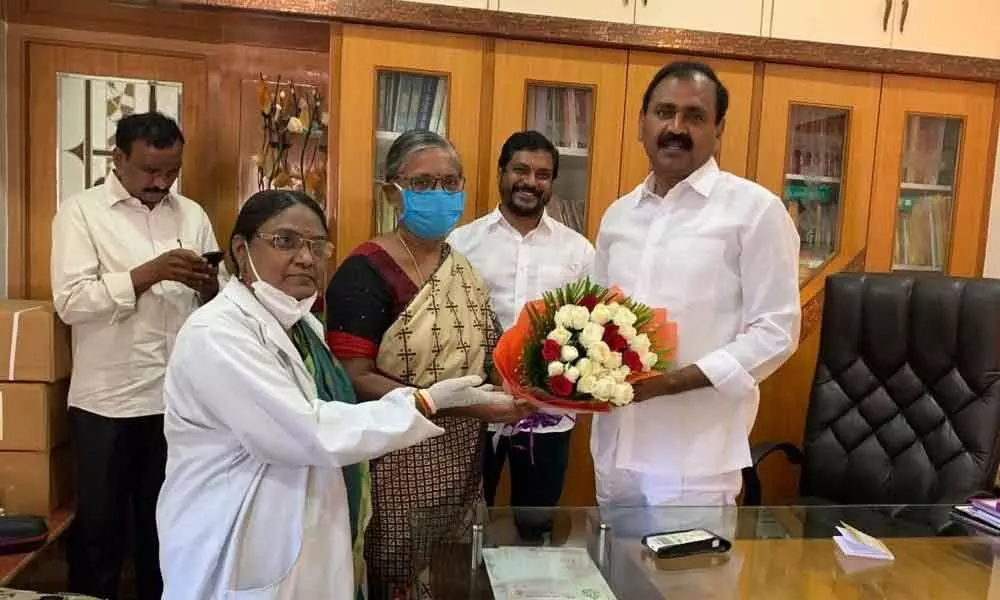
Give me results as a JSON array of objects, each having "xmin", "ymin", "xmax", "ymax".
[
  {"xmin": 637, "ymin": 157, "xmax": 721, "ymax": 206},
  {"xmin": 104, "ymin": 170, "xmax": 175, "ymax": 209},
  {"xmin": 485, "ymin": 206, "xmax": 557, "ymax": 238}
]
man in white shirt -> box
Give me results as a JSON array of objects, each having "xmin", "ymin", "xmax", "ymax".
[
  {"xmin": 592, "ymin": 62, "xmax": 801, "ymax": 508},
  {"xmin": 449, "ymin": 131, "xmax": 594, "ymax": 541},
  {"xmin": 51, "ymin": 112, "xmax": 222, "ymax": 600}
]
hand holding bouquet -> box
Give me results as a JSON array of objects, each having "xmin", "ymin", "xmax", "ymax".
[{"xmin": 494, "ymin": 279, "xmax": 677, "ymax": 413}]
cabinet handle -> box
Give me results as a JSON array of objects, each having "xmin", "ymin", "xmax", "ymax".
[
  {"xmin": 642, "ymin": 0, "xmax": 647, "ymax": 5},
  {"xmin": 882, "ymin": 0, "xmax": 892, "ymax": 31},
  {"xmin": 899, "ymin": 0, "xmax": 909, "ymax": 32}
]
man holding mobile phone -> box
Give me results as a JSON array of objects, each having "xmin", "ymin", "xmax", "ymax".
[{"xmin": 51, "ymin": 112, "xmax": 225, "ymax": 600}]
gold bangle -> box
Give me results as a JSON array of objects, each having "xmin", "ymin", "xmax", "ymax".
[{"xmin": 414, "ymin": 389, "xmax": 435, "ymax": 416}]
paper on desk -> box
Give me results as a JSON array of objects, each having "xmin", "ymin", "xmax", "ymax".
[
  {"xmin": 833, "ymin": 522, "xmax": 894, "ymax": 561},
  {"xmin": 482, "ymin": 546, "xmax": 617, "ymax": 599}
]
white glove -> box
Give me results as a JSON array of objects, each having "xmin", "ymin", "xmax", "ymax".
[{"xmin": 421, "ymin": 375, "xmax": 514, "ymax": 414}]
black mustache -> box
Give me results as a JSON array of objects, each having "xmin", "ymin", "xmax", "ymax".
[
  {"xmin": 143, "ymin": 188, "xmax": 169, "ymax": 194},
  {"xmin": 512, "ymin": 185, "xmax": 542, "ymax": 198},
  {"xmin": 658, "ymin": 132, "xmax": 693, "ymax": 151}
]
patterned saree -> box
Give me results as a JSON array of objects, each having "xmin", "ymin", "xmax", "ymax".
[{"xmin": 326, "ymin": 242, "xmax": 500, "ymax": 599}]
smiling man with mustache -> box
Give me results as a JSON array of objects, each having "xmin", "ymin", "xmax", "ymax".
[
  {"xmin": 51, "ymin": 112, "xmax": 223, "ymax": 600},
  {"xmin": 448, "ymin": 130, "xmax": 594, "ymax": 543},
  {"xmin": 591, "ymin": 63, "xmax": 802, "ymax": 516}
]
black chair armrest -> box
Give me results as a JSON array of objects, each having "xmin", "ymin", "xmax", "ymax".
[{"xmin": 742, "ymin": 442, "xmax": 804, "ymax": 506}]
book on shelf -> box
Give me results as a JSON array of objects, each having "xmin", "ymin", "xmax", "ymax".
[
  {"xmin": 377, "ymin": 72, "xmax": 448, "ymax": 135},
  {"xmin": 894, "ymin": 194, "xmax": 951, "ymax": 270},
  {"xmin": 525, "ymin": 86, "xmax": 592, "ymax": 153}
]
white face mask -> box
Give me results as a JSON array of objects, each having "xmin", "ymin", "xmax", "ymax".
[{"xmin": 245, "ymin": 250, "xmax": 317, "ymax": 329}]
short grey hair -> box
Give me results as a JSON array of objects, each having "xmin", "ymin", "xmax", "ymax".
[{"xmin": 384, "ymin": 129, "xmax": 463, "ymax": 181}]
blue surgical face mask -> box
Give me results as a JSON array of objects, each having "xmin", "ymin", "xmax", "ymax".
[{"xmin": 395, "ymin": 183, "xmax": 465, "ymax": 240}]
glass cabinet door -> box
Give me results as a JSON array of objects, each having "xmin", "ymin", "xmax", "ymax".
[
  {"xmin": 756, "ymin": 65, "xmax": 881, "ymax": 289},
  {"xmin": 488, "ymin": 40, "xmax": 626, "ymax": 241},
  {"xmin": 892, "ymin": 116, "xmax": 961, "ymax": 272},
  {"xmin": 782, "ymin": 106, "xmax": 848, "ymax": 284},
  {"xmin": 337, "ymin": 25, "xmax": 483, "ymax": 264},
  {"xmin": 867, "ymin": 75, "xmax": 995, "ymax": 277},
  {"xmin": 373, "ymin": 71, "xmax": 449, "ymax": 234},
  {"xmin": 522, "ymin": 83, "xmax": 593, "ymax": 234}
]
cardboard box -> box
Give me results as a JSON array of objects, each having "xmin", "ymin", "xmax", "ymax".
[
  {"xmin": 0, "ymin": 381, "xmax": 70, "ymax": 451},
  {"xmin": 0, "ymin": 301, "xmax": 71, "ymax": 383},
  {"xmin": 0, "ymin": 445, "xmax": 74, "ymax": 516}
]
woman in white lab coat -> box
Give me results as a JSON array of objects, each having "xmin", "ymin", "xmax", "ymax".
[{"xmin": 156, "ymin": 190, "xmax": 514, "ymax": 600}]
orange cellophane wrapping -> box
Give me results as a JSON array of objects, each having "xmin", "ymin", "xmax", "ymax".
[{"xmin": 493, "ymin": 287, "xmax": 677, "ymax": 414}]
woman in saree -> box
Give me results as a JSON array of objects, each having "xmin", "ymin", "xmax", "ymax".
[
  {"xmin": 157, "ymin": 190, "xmax": 514, "ymax": 600},
  {"xmin": 325, "ymin": 130, "xmax": 533, "ymax": 598}
]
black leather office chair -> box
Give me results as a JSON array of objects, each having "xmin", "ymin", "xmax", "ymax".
[{"xmin": 744, "ymin": 272, "xmax": 1000, "ymax": 511}]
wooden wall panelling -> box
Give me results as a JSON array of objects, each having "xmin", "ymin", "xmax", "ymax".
[
  {"xmin": 0, "ymin": 17, "xmax": 9, "ymax": 298},
  {"xmin": 335, "ymin": 24, "xmax": 484, "ymax": 265},
  {"xmin": 619, "ymin": 51, "xmax": 754, "ymax": 196},
  {"xmin": 6, "ymin": 0, "xmax": 329, "ymax": 51},
  {"xmin": 325, "ymin": 25, "xmax": 343, "ymax": 277},
  {"xmin": 26, "ymin": 42, "xmax": 209, "ymax": 300},
  {"xmin": 488, "ymin": 39, "xmax": 627, "ymax": 242},
  {"xmin": 179, "ymin": 0, "xmax": 1000, "ymax": 83},
  {"xmin": 866, "ymin": 75, "xmax": 996, "ymax": 277},
  {"xmin": 5, "ymin": 25, "xmax": 28, "ymax": 298}
]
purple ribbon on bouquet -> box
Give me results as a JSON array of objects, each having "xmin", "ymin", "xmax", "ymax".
[{"xmin": 491, "ymin": 413, "xmax": 576, "ymax": 466}]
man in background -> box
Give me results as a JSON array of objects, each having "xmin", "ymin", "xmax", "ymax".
[
  {"xmin": 51, "ymin": 112, "xmax": 223, "ymax": 600},
  {"xmin": 591, "ymin": 62, "xmax": 800, "ymax": 508},
  {"xmin": 449, "ymin": 130, "xmax": 594, "ymax": 541}
]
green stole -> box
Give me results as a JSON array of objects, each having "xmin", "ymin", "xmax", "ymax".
[{"xmin": 289, "ymin": 322, "xmax": 371, "ymax": 600}]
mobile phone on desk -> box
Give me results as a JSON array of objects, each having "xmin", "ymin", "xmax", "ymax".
[
  {"xmin": 641, "ymin": 528, "xmax": 731, "ymax": 559},
  {"xmin": 202, "ymin": 250, "xmax": 225, "ymax": 268}
]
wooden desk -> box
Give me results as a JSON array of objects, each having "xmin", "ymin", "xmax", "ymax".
[{"xmin": 0, "ymin": 508, "xmax": 73, "ymax": 586}]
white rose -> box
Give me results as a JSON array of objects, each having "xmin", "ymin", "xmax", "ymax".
[
  {"xmin": 641, "ymin": 351, "xmax": 659, "ymax": 370},
  {"xmin": 577, "ymin": 375, "xmax": 598, "ymax": 395},
  {"xmin": 565, "ymin": 366, "xmax": 580, "ymax": 383},
  {"xmin": 612, "ymin": 306, "xmax": 638, "ymax": 326},
  {"xmin": 589, "ymin": 303, "xmax": 612, "ymax": 325},
  {"xmin": 618, "ymin": 323, "xmax": 638, "ymax": 343},
  {"xmin": 575, "ymin": 357, "xmax": 594, "ymax": 378},
  {"xmin": 547, "ymin": 361, "xmax": 565, "ymax": 377},
  {"xmin": 286, "ymin": 116, "xmax": 306, "ymax": 134},
  {"xmin": 587, "ymin": 341, "xmax": 612, "ymax": 365},
  {"xmin": 579, "ymin": 322, "xmax": 605, "ymax": 348},
  {"xmin": 604, "ymin": 352, "xmax": 623, "ymax": 370},
  {"xmin": 547, "ymin": 326, "xmax": 572, "ymax": 346},
  {"xmin": 560, "ymin": 345, "xmax": 580, "ymax": 363},
  {"xmin": 611, "ymin": 383, "xmax": 635, "ymax": 406},
  {"xmin": 554, "ymin": 305, "xmax": 574, "ymax": 329},
  {"xmin": 569, "ymin": 306, "xmax": 591, "ymax": 330},
  {"xmin": 594, "ymin": 378, "xmax": 617, "ymax": 401},
  {"xmin": 606, "ymin": 302, "xmax": 622, "ymax": 318},
  {"xmin": 630, "ymin": 333, "xmax": 652, "ymax": 353},
  {"xmin": 611, "ymin": 365, "xmax": 630, "ymax": 383}
]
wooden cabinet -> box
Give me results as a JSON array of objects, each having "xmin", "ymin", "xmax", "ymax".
[
  {"xmin": 619, "ymin": 52, "xmax": 754, "ymax": 194},
  {"xmin": 892, "ymin": 0, "xmax": 1000, "ymax": 59},
  {"xmin": 487, "ymin": 40, "xmax": 627, "ymax": 240},
  {"xmin": 334, "ymin": 25, "xmax": 484, "ymax": 264},
  {"xmin": 495, "ymin": 0, "xmax": 634, "ymax": 23},
  {"xmin": 635, "ymin": 0, "xmax": 763, "ymax": 36},
  {"xmin": 865, "ymin": 75, "xmax": 996, "ymax": 276},
  {"xmin": 755, "ymin": 65, "xmax": 882, "ymax": 291},
  {"xmin": 769, "ymin": 0, "xmax": 1000, "ymax": 59},
  {"xmin": 768, "ymin": 0, "xmax": 895, "ymax": 48}
]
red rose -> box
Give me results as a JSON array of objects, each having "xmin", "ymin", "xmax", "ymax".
[
  {"xmin": 623, "ymin": 350, "xmax": 643, "ymax": 372},
  {"xmin": 602, "ymin": 324, "xmax": 619, "ymax": 343},
  {"xmin": 548, "ymin": 374, "xmax": 574, "ymax": 397},
  {"xmin": 541, "ymin": 339, "xmax": 562, "ymax": 362},
  {"xmin": 579, "ymin": 295, "xmax": 599, "ymax": 311}
]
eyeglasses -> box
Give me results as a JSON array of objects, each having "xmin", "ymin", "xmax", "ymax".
[
  {"xmin": 396, "ymin": 175, "xmax": 465, "ymax": 193},
  {"xmin": 255, "ymin": 231, "xmax": 334, "ymax": 259}
]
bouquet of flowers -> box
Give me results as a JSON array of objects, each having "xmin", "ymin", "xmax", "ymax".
[{"xmin": 494, "ymin": 279, "xmax": 677, "ymax": 413}]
